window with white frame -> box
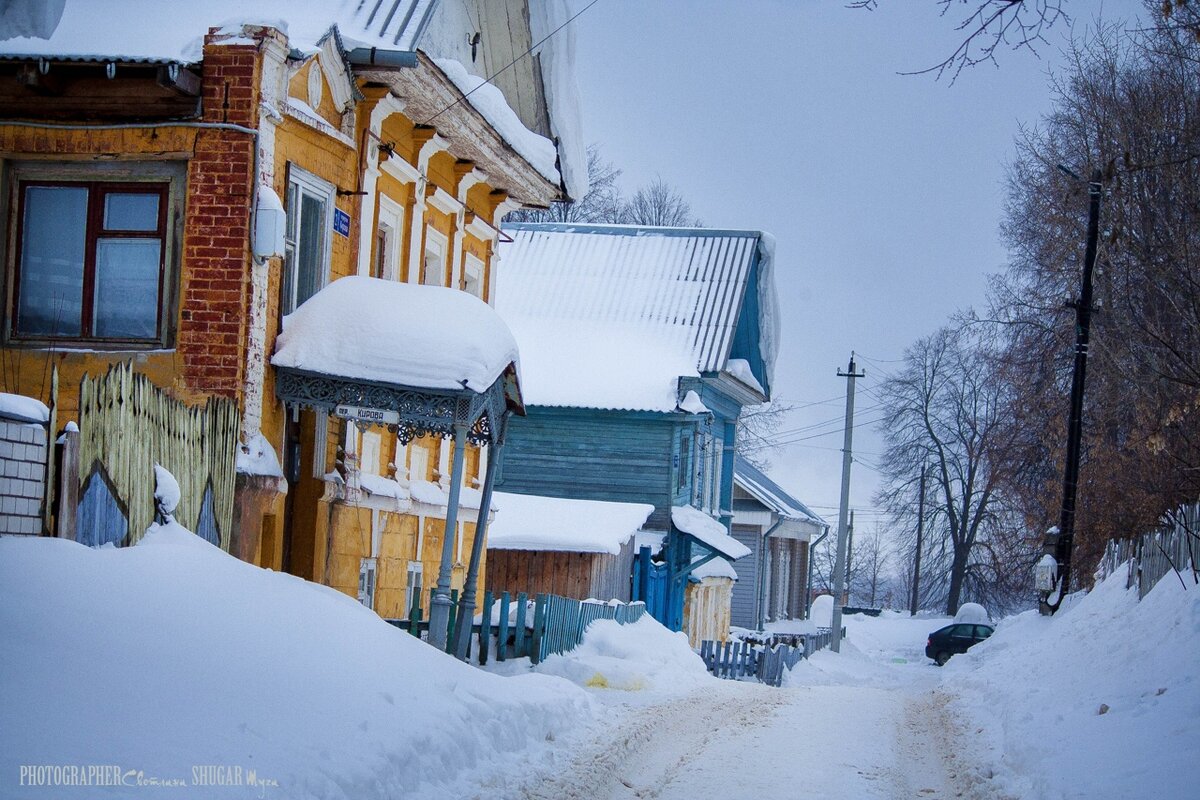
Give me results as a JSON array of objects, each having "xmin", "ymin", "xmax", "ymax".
[
  {"xmin": 463, "ymin": 252, "xmax": 484, "ymax": 299},
  {"xmin": 422, "ymin": 227, "xmax": 448, "ymax": 287},
  {"xmin": 7, "ymin": 161, "xmax": 184, "ymax": 344},
  {"xmin": 408, "ymin": 443, "xmax": 429, "ymax": 484},
  {"xmin": 375, "ymin": 196, "xmax": 403, "ymax": 281},
  {"xmin": 283, "ymin": 165, "xmax": 334, "ymax": 314},
  {"xmin": 359, "ymin": 430, "xmax": 381, "ymax": 476},
  {"xmin": 357, "ymin": 557, "xmax": 377, "ymax": 609},
  {"xmin": 404, "ymin": 560, "xmax": 423, "ymax": 616}
]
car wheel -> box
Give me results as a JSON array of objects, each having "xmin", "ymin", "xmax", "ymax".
[{"xmin": 935, "ymin": 651, "xmax": 951, "ymax": 666}]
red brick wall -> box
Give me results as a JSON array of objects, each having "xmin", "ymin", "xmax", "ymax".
[{"xmin": 177, "ymin": 34, "xmax": 260, "ymax": 399}]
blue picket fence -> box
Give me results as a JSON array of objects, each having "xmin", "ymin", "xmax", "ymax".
[
  {"xmin": 387, "ymin": 591, "xmax": 646, "ymax": 666},
  {"xmin": 699, "ymin": 626, "xmax": 845, "ymax": 687}
]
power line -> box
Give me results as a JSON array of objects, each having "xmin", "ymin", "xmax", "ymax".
[{"xmin": 423, "ymin": 0, "xmax": 603, "ymax": 125}]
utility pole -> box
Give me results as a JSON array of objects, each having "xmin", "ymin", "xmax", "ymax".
[
  {"xmin": 830, "ymin": 353, "xmax": 864, "ymax": 652},
  {"xmin": 845, "ymin": 510, "xmax": 855, "ymax": 605},
  {"xmin": 910, "ymin": 464, "xmax": 927, "ymax": 616},
  {"xmin": 1040, "ymin": 168, "xmax": 1103, "ymax": 616}
]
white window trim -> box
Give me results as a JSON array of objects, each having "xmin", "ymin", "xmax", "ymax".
[
  {"xmin": 404, "ymin": 560, "xmax": 424, "ymax": 617},
  {"xmin": 284, "ymin": 164, "xmax": 335, "ymax": 314},
  {"xmin": 463, "ymin": 252, "xmax": 485, "ymax": 299},
  {"xmin": 422, "ymin": 227, "xmax": 449, "ymax": 287},
  {"xmin": 358, "ymin": 557, "xmax": 378, "ymax": 609},
  {"xmin": 376, "ymin": 195, "xmax": 404, "ymax": 281}
]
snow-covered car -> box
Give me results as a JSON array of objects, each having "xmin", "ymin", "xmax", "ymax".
[{"xmin": 925, "ymin": 623, "xmax": 994, "ymax": 665}]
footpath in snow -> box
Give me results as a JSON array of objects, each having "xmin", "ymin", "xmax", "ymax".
[{"xmin": 3, "ymin": 529, "xmax": 1195, "ymax": 800}]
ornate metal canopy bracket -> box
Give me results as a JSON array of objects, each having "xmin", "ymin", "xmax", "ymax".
[{"xmin": 274, "ymin": 366, "xmax": 509, "ymax": 446}]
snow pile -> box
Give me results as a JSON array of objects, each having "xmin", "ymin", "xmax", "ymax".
[
  {"xmin": 235, "ymin": 431, "xmax": 284, "ymax": 478},
  {"xmin": 0, "ymin": 392, "xmax": 49, "ymax": 423},
  {"xmin": 488, "ymin": 491, "xmax": 654, "ymax": 554},
  {"xmin": 528, "ymin": 0, "xmax": 588, "ymax": 201},
  {"xmin": 0, "ymin": 534, "xmax": 591, "ymax": 799},
  {"xmin": 690, "ymin": 556, "xmax": 737, "ymax": 581},
  {"xmin": 941, "ymin": 566, "xmax": 1200, "ymax": 800},
  {"xmin": 272, "ymin": 276, "xmax": 519, "ymax": 394},
  {"xmin": 671, "ymin": 505, "xmax": 751, "ymax": 560},
  {"xmin": 536, "ymin": 616, "xmax": 711, "ymax": 693},
  {"xmin": 810, "ymin": 594, "xmax": 834, "ymax": 626},
  {"xmin": 152, "ymin": 464, "xmax": 181, "ymax": 515},
  {"xmin": 678, "ymin": 389, "xmax": 709, "ymax": 415},
  {"xmin": 432, "ymin": 58, "xmax": 561, "ymax": 189},
  {"xmin": 726, "ymin": 358, "xmax": 764, "ymax": 394},
  {"xmin": 953, "ymin": 602, "xmax": 989, "ymax": 623}
]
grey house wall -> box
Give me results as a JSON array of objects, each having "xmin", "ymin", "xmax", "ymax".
[{"xmin": 730, "ymin": 524, "xmax": 761, "ymax": 628}]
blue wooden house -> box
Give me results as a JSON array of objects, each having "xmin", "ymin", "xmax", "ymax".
[{"xmin": 490, "ymin": 223, "xmax": 780, "ymax": 631}]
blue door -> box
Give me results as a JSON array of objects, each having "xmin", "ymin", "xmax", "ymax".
[{"xmin": 633, "ymin": 546, "xmax": 670, "ymax": 626}]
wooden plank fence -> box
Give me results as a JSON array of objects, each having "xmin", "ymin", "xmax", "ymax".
[
  {"xmin": 387, "ymin": 590, "xmax": 646, "ymax": 666},
  {"xmin": 76, "ymin": 362, "xmax": 239, "ymax": 549},
  {"xmin": 699, "ymin": 626, "xmax": 845, "ymax": 688},
  {"xmin": 1098, "ymin": 499, "xmax": 1199, "ymax": 599}
]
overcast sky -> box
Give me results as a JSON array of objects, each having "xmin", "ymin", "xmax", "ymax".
[{"xmin": 566, "ymin": 0, "xmax": 1148, "ymax": 534}]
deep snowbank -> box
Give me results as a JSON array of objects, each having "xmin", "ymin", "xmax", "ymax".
[
  {"xmin": 0, "ymin": 531, "xmax": 591, "ymax": 799},
  {"xmin": 942, "ymin": 567, "xmax": 1200, "ymax": 800},
  {"xmin": 535, "ymin": 616, "xmax": 711, "ymax": 694}
]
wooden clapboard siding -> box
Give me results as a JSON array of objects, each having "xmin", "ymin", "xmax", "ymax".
[
  {"xmin": 730, "ymin": 524, "xmax": 762, "ymax": 629},
  {"xmin": 498, "ymin": 407, "xmax": 676, "ymax": 505},
  {"xmin": 487, "ymin": 547, "xmax": 630, "ymax": 602}
]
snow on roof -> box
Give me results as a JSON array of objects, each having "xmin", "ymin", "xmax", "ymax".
[
  {"xmin": 690, "ymin": 556, "xmax": 737, "ymax": 582},
  {"xmin": 432, "ymin": 58, "xmax": 561, "ymax": 190},
  {"xmin": 271, "ymin": 276, "xmax": 519, "ymax": 393},
  {"xmin": 488, "ymin": 492, "xmax": 654, "ymax": 555},
  {"xmin": 0, "ymin": 0, "xmax": 432, "ymax": 63},
  {"xmin": 734, "ymin": 455, "xmax": 827, "ymax": 527},
  {"xmin": 527, "ymin": 0, "xmax": 587, "ymax": 201},
  {"xmin": 671, "ymin": 505, "xmax": 751, "ymax": 561},
  {"xmin": 496, "ymin": 224, "xmax": 777, "ymax": 411},
  {"xmin": 0, "ymin": 393, "xmax": 49, "ymax": 423}
]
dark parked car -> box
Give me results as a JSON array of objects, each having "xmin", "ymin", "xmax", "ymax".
[{"xmin": 926, "ymin": 623, "xmax": 994, "ymax": 665}]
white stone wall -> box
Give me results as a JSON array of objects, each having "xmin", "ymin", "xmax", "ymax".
[{"xmin": 0, "ymin": 420, "xmax": 47, "ymax": 535}]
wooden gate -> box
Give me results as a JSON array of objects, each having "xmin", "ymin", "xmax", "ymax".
[
  {"xmin": 633, "ymin": 545, "xmax": 669, "ymax": 626},
  {"xmin": 76, "ymin": 362, "xmax": 239, "ymax": 549}
]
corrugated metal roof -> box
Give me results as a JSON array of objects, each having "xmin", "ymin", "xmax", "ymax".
[
  {"xmin": 496, "ymin": 223, "xmax": 766, "ymax": 411},
  {"xmin": 734, "ymin": 455, "xmax": 828, "ymax": 527},
  {"xmin": 349, "ymin": 0, "xmax": 438, "ymax": 49}
]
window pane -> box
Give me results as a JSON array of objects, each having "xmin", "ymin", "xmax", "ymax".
[
  {"xmin": 295, "ymin": 192, "xmax": 325, "ymax": 308},
  {"xmin": 94, "ymin": 238, "xmax": 161, "ymax": 338},
  {"xmin": 103, "ymin": 193, "xmax": 159, "ymax": 231},
  {"xmin": 17, "ymin": 186, "xmax": 86, "ymax": 337}
]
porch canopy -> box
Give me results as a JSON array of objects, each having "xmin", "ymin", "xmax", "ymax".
[
  {"xmin": 271, "ymin": 276, "xmax": 522, "ymax": 446},
  {"xmin": 272, "ymin": 275, "xmax": 523, "ymax": 654}
]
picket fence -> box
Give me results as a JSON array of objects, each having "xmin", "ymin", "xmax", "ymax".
[
  {"xmin": 699, "ymin": 626, "xmax": 844, "ymax": 688},
  {"xmin": 1097, "ymin": 500, "xmax": 1199, "ymax": 599},
  {"xmin": 387, "ymin": 590, "xmax": 645, "ymax": 665}
]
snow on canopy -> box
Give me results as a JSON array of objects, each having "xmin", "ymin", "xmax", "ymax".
[
  {"xmin": 271, "ymin": 276, "xmax": 519, "ymax": 394},
  {"xmin": 733, "ymin": 454, "xmax": 827, "ymax": 528},
  {"xmin": 671, "ymin": 505, "xmax": 751, "ymax": 561},
  {"xmin": 488, "ymin": 492, "xmax": 654, "ymax": 555},
  {"xmin": 690, "ymin": 555, "xmax": 737, "ymax": 582},
  {"xmin": 496, "ymin": 224, "xmax": 778, "ymax": 412},
  {"xmin": 0, "ymin": 0, "xmax": 433, "ymax": 62}
]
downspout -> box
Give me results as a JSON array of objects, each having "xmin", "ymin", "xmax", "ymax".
[
  {"xmin": 756, "ymin": 518, "xmax": 783, "ymax": 631},
  {"xmin": 805, "ymin": 526, "xmax": 831, "ymax": 620}
]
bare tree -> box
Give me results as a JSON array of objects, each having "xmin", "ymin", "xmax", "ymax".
[
  {"xmin": 507, "ymin": 145, "xmax": 623, "ymax": 224},
  {"xmin": 619, "ymin": 178, "xmax": 702, "ymax": 227},
  {"xmin": 875, "ymin": 325, "xmax": 1030, "ymax": 615},
  {"xmin": 850, "ymin": 0, "xmax": 1069, "ymax": 79},
  {"xmin": 849, "ymin": 525, "xmax": 891, "ymax": 607},
  {"xmin": 736, "ymin": 400, "xmax": 796, "ymax": 470}
]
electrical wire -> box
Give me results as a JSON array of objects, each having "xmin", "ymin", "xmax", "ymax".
[{"xmin": 423, "ymin": 0, "xmax": 603, "ymax": 125}]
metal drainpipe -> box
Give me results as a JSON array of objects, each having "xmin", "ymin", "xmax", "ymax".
[
  {"xmin": 756, "ymin": 519, "xmax": 783, "ymax": 631},
  {"xmin": 805, "ymin": 526, "xmax": 830, "ymax": 620}
]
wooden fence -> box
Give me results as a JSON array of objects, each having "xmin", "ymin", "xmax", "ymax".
[
  {"xmin": 1098, "ymin": 500, "xmax": 1199, "ymax": 599},
  {"xmin": 76, "ymin": 362, "xmax": 239, "ymax": 549},
  {"xmin": 699, "ymin": 626, "xmax": 844, "ymax": 688},
  {"xmin": 387, "ymin": 590, "xmax": 646, "ymax": 665}
]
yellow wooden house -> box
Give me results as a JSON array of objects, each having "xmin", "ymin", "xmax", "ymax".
[{"xmin": 0, "ymin": 1, "xmax": 582, "ymax": 650}]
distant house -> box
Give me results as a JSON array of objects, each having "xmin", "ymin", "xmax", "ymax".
[
  {"xmin": 485, "ymin": 491, "xmax": 654, "ymax": 601},
  {"xmin": 490, "ymin": 223, "xmax": 779, "ymax": 631},
  {"xmin": 730, "ymin": 456, "xmax": 829, "ymax": 630}
]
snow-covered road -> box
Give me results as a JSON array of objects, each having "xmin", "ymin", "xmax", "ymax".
[{"xmin": 507, "ymin": 616, "xmax": 972, "ymax": 800}]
